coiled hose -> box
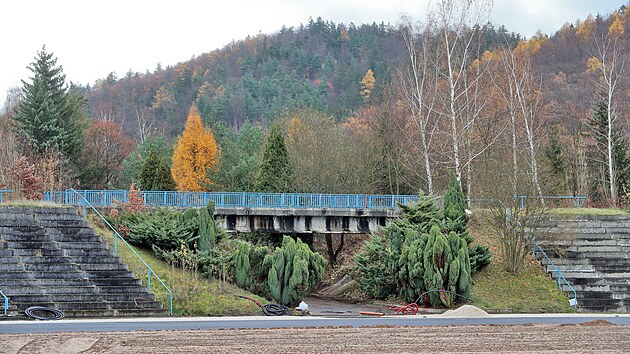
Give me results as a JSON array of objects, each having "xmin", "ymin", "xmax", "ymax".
[
  {"xmin": 390, "ymin": 290, "xmax": 474, "ymax": 315},
  {"xmin": 25, "ymin": 306, "xmax": 65, "ymax": 320},
  {"xmin": 233, "ymin": 295, "xmax": 289, "ymax": 316}
]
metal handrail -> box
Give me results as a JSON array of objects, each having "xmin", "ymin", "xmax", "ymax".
[
  {"xmin": 533, "ymin": 242, "xmax": 578, "ymax": 309},
  {"xmin": 0, "ymin": 289, "xmax": 8, "ymax": 316},
  {"xmin": 45, "ymin": 190, "xmax": 420, "ymax": 210},
  {"xmin": 0, "ymin": 190, "xmax": 13, "ymax": 203},
  {"xmin": 67, "ymin": 189, "xmax": 173, "ymax": 315},
  {"xmin": 515, "ymin": 195, "xmax": 587, "ymax": 208}
]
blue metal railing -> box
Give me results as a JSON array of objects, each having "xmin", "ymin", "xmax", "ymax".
[
  {"xmin": 68, "ymin": 189, "xmax": 173, "ymax": 315},
  {"xmin": 533, "ymin": 242, "xmax": 578, "ymax": 309},
  {"xmin": 0, "ymin": 289, "xmax": 8, "ymax": 316},
  {"xmin": 515, "ymin": 195, "xmax": 587, "ymax": 208},
  {"xmin": 44, "ymin": 190, "xmax": 420, "ymax": 210},
  {"xmin": 0, "ymin": 190, "xmax": 13, "ymax": 203}
]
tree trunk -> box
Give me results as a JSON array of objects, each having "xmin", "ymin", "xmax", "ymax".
[{"xmin": 324, "ymin": 233, "xmax": 345, "ymax": 265}]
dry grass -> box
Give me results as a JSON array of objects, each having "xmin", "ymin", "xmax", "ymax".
[{"xmin": 469, "ymin": 212, "xmax": 573, "ymax": 313}]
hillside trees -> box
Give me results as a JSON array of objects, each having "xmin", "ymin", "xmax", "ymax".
[
  {"xmin": 285, "ymin": 109, "xmax": 367, "ymax": 193},
  {"xmin": 398, "ymin": 17, "xmax": 437, "ymax": 195},
  {"xmin": 434, "ymin": 0, "xmax": 492, "ymax": 186},
  {"xmin": 589, "ymin": 99, "xmax": 630, "ymax": 202},
  {"xmin": 211, "ymin": 121, "xmax": 263, "ymax": 191},
  {"xmin": 171, "ymin": 105, "xmax": 220, "ymax": 191},
  {"xmin": 121, "ymin": 134, "xmax": 174, "ymax": 189},
  {"xmin": 79, "ymin": 120, "xmax": 135, "ymax": 189},
  {"xmin": 580, "ymin": 13, "xmax": 627, "ymax": 206},
  {"xmin": 0, "ymin": 88, "xmax": 20, "ymax": 186}
]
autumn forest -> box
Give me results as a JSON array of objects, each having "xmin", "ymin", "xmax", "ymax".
[{"xmin": 1, "ymin": 1, "xmax": 629, "ymax": 208}]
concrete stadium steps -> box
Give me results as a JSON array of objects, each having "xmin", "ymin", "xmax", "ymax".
[
  {"xmin": 534, "ymin": 215, "xmax": 630, "ymax": 312},
  {"xmin": 0, "ymin": 206, "xmax": 167, "ymax": 318}
]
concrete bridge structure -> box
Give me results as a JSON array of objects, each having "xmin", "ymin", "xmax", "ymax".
[
  {"xmin": 36, "ymin": 190, "xmax": 416, "ymax": 235},
  {"xmin": 215, "ymin": 206, "xmax": 399, "ymax": 234}
]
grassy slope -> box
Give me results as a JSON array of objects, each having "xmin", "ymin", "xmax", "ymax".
[
  {"xmin": 469, "ymin": 213, "xmax": 573, "ymax": 313},
  {"xmin": 551, "ymin": 208, "xmax": 630, "ymax": 216},
  {"xmin": 90, "ymin": 217, "xmax": 263, "ymax": 316}
]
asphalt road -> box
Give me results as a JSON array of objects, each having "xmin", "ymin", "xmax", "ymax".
[{"xmin": 1, "ymin": 314, "xmax": 629, "ymax": 334}]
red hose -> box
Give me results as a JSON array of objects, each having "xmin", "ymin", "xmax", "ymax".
[{"xmin": 389, "ymin": 303, "xmax": 419, "ymax": 315}]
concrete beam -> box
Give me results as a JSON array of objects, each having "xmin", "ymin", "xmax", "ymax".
[{"xmin": 214, "ymin": 207, "xmax": 401, "ymax": 234}]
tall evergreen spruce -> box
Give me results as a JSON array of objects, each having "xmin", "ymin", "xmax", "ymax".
[
  {"xmin": 255, "ymin": 124, "xmax": 293, "ymax": 192},
  {"xmin": 139, "ymin": 149, "xmax": 176, "ymax": 191},
  {"xmin": 15, "ymin": 46, "xmax": 85, "ymax": 159},
  {"xmin": 588, "ymin": 98, "xmax": 630, "ymax": 201}
]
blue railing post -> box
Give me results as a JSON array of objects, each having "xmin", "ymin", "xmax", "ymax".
[
  {"xmin": 0, "ymin": 190, "xmax": 13, "ymax": 203},
  {"xmin": 534, "ymin": 242, "xmax": 577, "ymax": 309},
  {"xmin": 0, "ymin": 289, "xmax": 8, "ymax": 315},
  {"xmin": 147, "ymin": 269, "xmax": 151, "ymax": 293},
  {"xmin": 163, "ymin": 191, "xmax": 167, "ymax": 206}
]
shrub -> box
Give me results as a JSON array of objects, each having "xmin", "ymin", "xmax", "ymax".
[
  {"xmin": 354, "ymin": 177, "xmax": 483, "ymax": 308},
  {"xmin": 265, "ymin": 236, "xmax": 326, "ymax": 306},
  {"xmin": 354, "ymin": 234, "xmax": 396, "ymax": 299}
]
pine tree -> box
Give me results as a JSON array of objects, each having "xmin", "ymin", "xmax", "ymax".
[
  {"xmin": 15, "ymin": 46, "xmax": 86, "ymax": 160},
  {"xmin": 255, "ymin": 124, "xmax": 293, "ymax": 192},
  {"xmin": 140, "ymin": 149, "xmax": 176, "ymax": 191},
  {"xmin": 171, "ymin": 105, "xmax": 219, "ymax": 191}
]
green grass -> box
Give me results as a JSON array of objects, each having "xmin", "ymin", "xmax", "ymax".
[
  {"xmin": 469, "ymin": 214, "xmax": 573, "ymax": 313},
  {"xmin": 89, "ymin": 217, "xmax": 264, "ymax": 316},
  {"xmin": 550, "ymin": 207, "xmax": 630, "ymax": 216}
]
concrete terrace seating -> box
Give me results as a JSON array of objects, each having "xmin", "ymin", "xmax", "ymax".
[
  {"xmin": 534, "ymin": 215, "xmax": 630, "ymax": 312},
  {"xmin": 0, "ymin": 206, "xmax": 167, "ymax": 318}
]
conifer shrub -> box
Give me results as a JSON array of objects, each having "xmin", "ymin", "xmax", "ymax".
[
  {"xmin": 264, "ymin": 236, "xmax": 327, "ymax": 306},
  {"xmin": 354, "ymin": 173, "xmax": 488, "ymax": 307},
  {"xmin": 198, "ymin": 202, "xmax": 217, "ymax": 252}
]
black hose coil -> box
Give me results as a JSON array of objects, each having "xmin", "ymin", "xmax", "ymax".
[{"xmin": 25, "ymin": 306, "xmax": 65, "ymax": 320}]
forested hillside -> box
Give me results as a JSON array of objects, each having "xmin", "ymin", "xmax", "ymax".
[
  {"xmin": 85, "ymin": 18, "xmax": 519, "ymax": 138},
  {"xmin": 2, "ymin": 2, "xmax": 629, "ymax": 208}
]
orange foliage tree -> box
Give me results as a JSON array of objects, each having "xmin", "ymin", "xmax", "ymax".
[{"xmin": 171, "ymin": 105, "xmax": 219, "ymax": 191}]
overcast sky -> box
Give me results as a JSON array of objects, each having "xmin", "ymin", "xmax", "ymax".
[{"xmin": 1, "ymin": 0, "xmax": 624, "ymax": 108}]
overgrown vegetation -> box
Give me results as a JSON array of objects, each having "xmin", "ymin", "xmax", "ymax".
[
  {"xmin": 90, "ymin": 217, "xmax": 262, "ymax": 316},
  {"xmin": 354, "ymin": 174, "xmax": 490, "ymax": 307},
  {"xmin": 106, "ymin": 193, "xmax": 326, "ymax": 307}
]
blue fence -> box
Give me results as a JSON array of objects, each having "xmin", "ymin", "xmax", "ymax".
[
  {"xmin": 515, "ymin": 195, "xmax": 587, "ymax": 208},
  {"xmin": 44, "ymin": 190, "xmax": 420, "ymax": 210}
]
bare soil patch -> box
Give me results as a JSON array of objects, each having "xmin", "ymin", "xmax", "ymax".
[{"xmin": 2, "ymin": 324, "xmax": 629, "ymax": 353}]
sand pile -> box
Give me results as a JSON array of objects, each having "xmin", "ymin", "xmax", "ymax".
[{"xmin": 440, "ymin": 305, "xmax": 489, "ymax": 317}]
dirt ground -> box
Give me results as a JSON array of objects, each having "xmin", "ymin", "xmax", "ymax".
[{"xmin": 2, "ymin": 322, "xmax": 628, "ymax": 353}]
